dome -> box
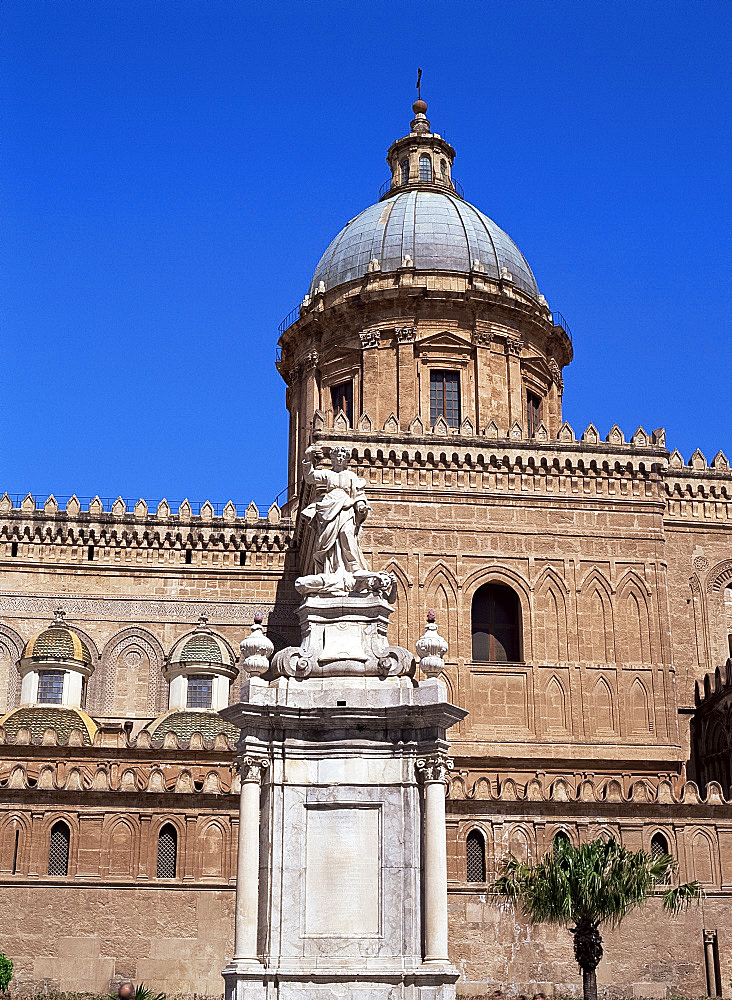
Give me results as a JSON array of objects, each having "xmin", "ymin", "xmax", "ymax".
[
  {"xmin": 145, "ymin": 708, "xmax": 239, "ymax": 744},
  {"xmin": 309, "ymin": 189, "xmax": 540, "ymax": 301},
  {"xmin": 168, "ymin": 622, "xmax": 235, "ymax": 668},
  {"xmin": 0, "ymin": 706, "xmax": 98, "ymax": 745},
  {"xmin": 23, "ymin": 624, "xmax": 92, "ymax": 667}
]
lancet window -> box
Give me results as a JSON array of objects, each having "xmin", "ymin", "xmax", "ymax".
[
  {"xmin": 466, "ymin": 829, "xmax": 486, "ymax": 882},
  {"xmin": 48, "ymin": 821, "xmax": 70, "ymax": 876},
  {"xmin": 157, "ymin": 824, "xmax": 177, "ymax": 879},
  {"xmin": 471, "ymin": 583, "xmax": 522, "ymax": 662}
]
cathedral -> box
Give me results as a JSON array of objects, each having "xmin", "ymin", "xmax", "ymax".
[{"xmin": 1, "ymin": 99, "xmax": 731, "ymax": 997}]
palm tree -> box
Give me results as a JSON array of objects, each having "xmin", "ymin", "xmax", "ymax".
[{"xmin": 492, "ymin": 836, "xmax": 701, "ymax": 1000}]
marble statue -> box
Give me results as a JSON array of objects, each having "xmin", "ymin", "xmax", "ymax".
[{"xmin": 296, "ymin": 445, "xmax": 391, "ymax": 598}]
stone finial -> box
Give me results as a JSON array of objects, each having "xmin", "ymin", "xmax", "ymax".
[
  {"xmin": 415, "ymin": 609, "xmax": 448, "ymax": 678},
  {"xmin": 53, "ymin": 608, "xmax": 67, "ymax": 625},
  {"xmin": 240, "ymin": 612, "xmax": 274, "ymax": 677}
]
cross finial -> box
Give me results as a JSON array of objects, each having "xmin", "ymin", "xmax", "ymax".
[{"xmin": 416, "ymin": 68, "xmax": 422, "ymax": 101}]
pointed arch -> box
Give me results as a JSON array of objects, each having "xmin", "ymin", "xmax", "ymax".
[
  {"xmin": 156, "ymin": 822, "xmax": 178, "ymax": 880},
  {"xmin": 628, "ymin": 677, "xmax": 652, "ymax": 734},
  {"xmin": 0, "ymin": 622, "xmax": 25, "ymax": 710},
  {"xmin": 96, "ymin": 627, "xmax": 166, "ymax": 717},
  {"xmin": 107, "ymin": 816, "xmax": 136, "ymax": 877},
  {"xmin": 578, "ymin": 571, "xmax": 614, "ymax": 663},
  {"xmin": 616, "ymin": 575, "xmax": 652, "ymax": 663},
  {"xmin": 48, "ymin": 820, "xmax": 71, "ymax": 876},
  {"xmin": 381, "ymin": 558, "xmax": 410, "ymax": 648},
  {"xmin": 590, "ymin": 675, "xmax": 616, "ymax": 734},
  {"xmin": 507, "ymin": 824, "xmax": 533, "ymax": 862},
  {"xmin": 689, "ymin": 829, "xmax": 716, "ymax": 885},
  {"xmin": 424, "ymin": 564, "xmax": 459, "ymax": 653},
  {"xmin": 200, "ymin": 819, "xmax": 227, "ymax": 878},
  {"xmin": 535, "ymin": 578, "xmax": 569, "ymax": 662},
  {"xmin": 544, "ymin": 674, "xmax": 569, "ymax": 733}
]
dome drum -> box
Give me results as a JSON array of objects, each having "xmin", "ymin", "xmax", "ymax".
[
  {"xmin": 19, "ymin": 615, "xmax": 95, "ymax": 710},
  {"xmin": 163, "ymin": 621, "xmax": 238, "ymax": 713}
]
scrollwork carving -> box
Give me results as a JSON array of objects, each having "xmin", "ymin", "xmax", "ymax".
[{"xmin": 415, "ymin": 752, "xmax": 453, "ymax": 784}]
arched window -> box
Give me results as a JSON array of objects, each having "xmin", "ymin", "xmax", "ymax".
[
  {"xmin": 553, "ymin": 830, "xmax": 570, "ymax": 851},
  {"xmin": 400, "ymin": 159, "xmax": 410, "ymax": 185},
  {"xmin": 157, "ymin": 823, "xmax": 177, "ymax": 879},
  {"xmin": 724, "ymin": 585, "xmax": 732, "ymax": 606},
  {"xmin": 419, "ymin": 154, "xmax": 432, "ymax": 182},
  {"xmin": 440, "ymin": 159, "xmax": 447, "ymax": 181},
  {"xmin": 466, "ymin": 829, "xmax": 486, "ymax": 882},
  {"xmin": 471, "ymin": 583, "xmax": 522, "ymax": 662},
  {"xmin": 48, "ymin": 820, "xmax": 70, "ymax": 876},
  {"xmin": 651, "ymin": 832, "xmax": 669, "ymax": 858}
]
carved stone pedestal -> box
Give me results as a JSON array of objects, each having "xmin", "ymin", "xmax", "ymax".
[{"xmin": 220, "ymin": 673, "xmax": 465, "ymax": 1000}]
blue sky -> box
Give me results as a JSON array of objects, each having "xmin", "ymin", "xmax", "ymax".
[{"xmin": 3, "ymin": 0, "xmax": 730, "ymax": 510}]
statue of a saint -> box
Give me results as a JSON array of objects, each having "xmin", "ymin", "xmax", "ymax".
[{"xmin": 295, "ymin": 445, "xmax": 375, "ymax": 597}]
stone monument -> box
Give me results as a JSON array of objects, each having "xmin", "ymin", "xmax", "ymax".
[{"xmin": 221, "ymin": 445, "xmax": 466, "ymax": 1000}]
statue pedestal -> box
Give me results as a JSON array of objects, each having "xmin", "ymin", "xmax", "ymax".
[
  {"xmin": 220, "ymin": 672, "xmax": 465, "ymax": 1000},
  {"xmin": 271, "ymin": 594, "xmax": 413, "ymax": 679}
]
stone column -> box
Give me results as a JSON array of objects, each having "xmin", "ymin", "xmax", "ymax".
[
  {"xmin": 417, "ymin": 752, "xmax": 452, "ymax": 964},
  {"xmin": 233, "ymin": 754, "xmax": 268, "ymax": 962}
]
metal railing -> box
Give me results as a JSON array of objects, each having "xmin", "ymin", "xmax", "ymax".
[
  {"xmin": 552, "ymin": 311, "xmax": 573, "ymax": 342},
  {"xmin": 277, "ymin": 305, "xmax": 301, "ymax": 336},
  {"xmin": 378, "ymin": 172, "xmax": 464, "ymax": 200}
]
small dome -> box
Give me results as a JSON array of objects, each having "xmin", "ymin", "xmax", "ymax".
[
  {"xmin": 24, "ymin": 624, "xmax": 92, "ymax": 667},
  {"xmin": 145, "ymin": 708, "xmax": 239, "ymax": 744},
  {"xmin": 168, "ymin": 621, "xmax": 235, "ymax": 668},
  {"xmin": 309, "ymin": 189, "xmax": 540, "ymax": 300},
  {"xmin": 0, "ymin": 706, "xmax": 97, "ymax": 745}
]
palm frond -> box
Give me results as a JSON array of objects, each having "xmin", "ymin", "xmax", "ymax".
[{"xmin": 662, "ymin": 880, "xmax": 703, "ymax": 914}]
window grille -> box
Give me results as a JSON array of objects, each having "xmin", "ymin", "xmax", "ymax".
[
  {"xmin": 48, "ymin": 821, "xmax": 70, "ymax": 876},
  {"xmin": 651, "ymin": 832, "xmax": 669, "ymax": 857},
  {"xmin": 187, "ymin": 674, "xmax": 213, "ymax": 709},
  {"xmin": 526, "ymin": 390, "xmax": 542, "ymax": 437},
  {"xmin": 400, "ymin": 159, "xmax": 410, "ymax": 184},
  {"xmin": 157, "ymin": 824, "xmax": 177, "ymax": 879},
  {"xmin": 466, "ymin": 830, "xmax": 486, "ymax": 882},
  {"xmin": 330, "ymin": 380, "xmax": 354, "ymax": 426},
  {"xmin": 37, "ymin": 670, "xmax": 64, "ymax": 705},
  {"xmin": 553, "ymin": 831, "xmax": 570, "ymax": 850},
  {"xmin": 419, "ymin": 154, "xmax": 432, "ymax": 182},
  {"xmin": 430, "ymin": 370, "xmax": 460, "ymax": 428},
  {"xmin": 471, "ymin": 583, "xmax": 521, "ymax": 662}
]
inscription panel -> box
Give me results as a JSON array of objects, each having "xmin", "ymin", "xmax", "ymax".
[{"xmin": 304, "ymin": 805, "xmax": 380, "ymax": 937}]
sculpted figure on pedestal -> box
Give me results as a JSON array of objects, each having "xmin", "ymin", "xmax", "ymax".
[{"xmin": 296, "ymin": 445, "xmax": 393, "ymax": 599}]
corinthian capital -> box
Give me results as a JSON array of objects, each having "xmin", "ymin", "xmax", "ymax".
[
  {"xmin": 415, "ymin": 752, "xmax": 453, "ymax": 784},
  {"xmin": 238, "ymin": 754, "xmax": 269, "ymax": 784}
]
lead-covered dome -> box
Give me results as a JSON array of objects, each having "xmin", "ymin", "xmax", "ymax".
[{"xmin": 309, "ymin": 189, "xmax": 540, "ymax": 301}]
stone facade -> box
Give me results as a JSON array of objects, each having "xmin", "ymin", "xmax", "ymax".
[{"xmin": 0, "ymin": 100, "xmax": 731, "ymax": 997}]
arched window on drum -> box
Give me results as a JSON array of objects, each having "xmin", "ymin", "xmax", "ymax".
[
  {"xmin": 419, "ymin": 154, "xmax": 432, "ymax": 182},
  {"xmin": 471, "ymin": 583, "xmax": 522, "ymax": 662}
]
